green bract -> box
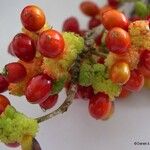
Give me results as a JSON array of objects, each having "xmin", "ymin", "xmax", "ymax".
[
  {"xmin": 0, "ymin": 106, "xmax": 38, "ymax": 144},
  {"xmin": 52, "ymin": 76, "xmax": 67, "ymax": 94},
  {"xmin": 79, "ymin": 62, "xmax": 121, "ymax": 100},
  {"xmin": 42, "ymin": 32, "xmax": 84, "ymax": 79}
]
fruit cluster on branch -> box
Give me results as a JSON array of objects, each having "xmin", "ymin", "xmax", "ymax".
[{"xmin": 0, "ymin": 0, "xmax": 150, "ymax": 149}]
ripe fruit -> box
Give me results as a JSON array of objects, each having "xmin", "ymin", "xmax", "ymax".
[
  {"xmin": 95, "ymin": 33, "xmax": 103, "ymax": 46},
  {"xmin": 101, "ymin": 9, "xmax": 129, "ymax": 30},
  {"xmin": 140, "ymin": 50, "xmax": 150, "ymax": 70},
  {"xmin": 138, "ymin": 63, "xmax": 150, "ymax": 78},
  {"xmin": 5, "ymin": 62, "xmax": 27, "ymax": 83},
  {"xmin": 108, "ymin": 0, "xmax": 119, "ymax": 8},
  {"xmin": 5, "ymin": 142, "xmax": 20, "ymax": 148},
  {"xmin": 21, "ymin": 5, "xmax": 45, "ymax": 32},
  {"xmin": 37, "ymin": 29, "xmax": 65, "ymax": 58},
  {"xmin": 62, "ymin": 17, "xmax": 80, "ymax": 34},
  {"xmin": 76, "ymin": 85, "xmax": 94, "ymax": 100},
  {"xmin": 118, "ymin": 86, "xmax": 131, "ymax": 98},
  {"xmin": 110, "ymin": 61, "xmax": 130, "ymax": 85},
  {"xmin": 25, "ymin": 74, "xmax": 52, "ymax": 104},
  {"xmin": 80, "ymin": 1, "xmax": 99, "ymax": 17},
  {"xmin": 11, "ymin": 33, "xmax": 36, "ymax": 62},
  {"xmin": 106, "ymin": 27, "xmax": 130, "ymax": 54},
  {"xmin": 89, "ymin": 92, "xmax": 113, "ymax": 120},
  {"xmin": 0, "ymin": 95, "xmax": 10, "ymax": 114},
  {"xmin": 124, "ymin": 69, "xmax": 144, "ymax": 92},
  {"xmin": 99, "ymin": 5, "xmax": 113, "ymax": 20},
  {"xmin": 40, "ymin": 94, "xmax": 58, "ymax": 110},
  {"xmin": 8, "ymin": 42, "xmax": 15, "ymax": 56},
  {"xmin": 0, "ymin": 75, "xmax": 9, "ymax": 93},
  {"xmin": 88, "ymin": 17, "xmax": 101, "ymax": 29}
]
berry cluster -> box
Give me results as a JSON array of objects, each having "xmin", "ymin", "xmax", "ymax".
[{"xmin": 0, "ymin": 0, "xmax": 150, "ymax": 149}]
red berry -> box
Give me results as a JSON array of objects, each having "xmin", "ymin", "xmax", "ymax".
[
  {"xmin": 105, "ymin": 27, "xmax": 130, "ymax": 55},
  {"xmin": 0, "ymin": 75, "xmax": 9, "ymax": 93},
  {"xmin": 40, "ymin": 94, "xmax": 58, "ymax": 110},
  {"xmin": 88, "ymin": 17, "xmax": 101, "ymax": 29},
  {"xmin": 62, "ymin": 17, "xmax": 80, "ymax": 34},
  {"xmin": 110, "ymin": 61, "xmax": 130, "ymax": 85},
  {"xmin": 95, "ymin": 33, "xmax": 103, "ymax": 46},
  {"xmin": 5, "ymin": 142, "xmax": 20, "ymax": 148},
  {"xmin": 25, "ymin": 74, "xmax": 52, "ymax": 104},
  {"xmin": 108, "ymin": 0, "xmax": 119, "ymax": 8},
  {"xmin": 0, "ymin": 95, "xmax": 10, "ymax": 114},
  {"xmin": 80, "ymin": 1, "xmax": 99, "ymax": 17},
  {"xmin": 76, "ymin": 85, "xmax": 94, "ymax": 100},
  {"xmin": 37, "ymin": 29, "xmax": 65, "ymax": 58},
  {"xmin": 118, "ymin": 86, "xmax": 131, "ymax": 99},
  {"xmin": 101, "ymin": 9, "xmax": 129, "ymax": 30},
  {"xmin": 21, "ymin": 5, "xmax": 45, "ymax": 32},
  {"xmin": 138, "ymin": 63, "xmax": 150, "ymax": 78},
  {"xmin": 11, "ymin": 33, "xmax": 36, "ymax": 62},
  {"xmin": 89, "ymin": 92, "xmax": 113, "ymax": 120},
  {"xmin": 8, "ymin": 42, "xmax": 15, "ymax": 56},
  {"xmin": 5, "ymin": 62, "xmax": 27, "ymax": 83},
  {"xmin": 124, "ymin": 69, "xmax": 144, "ymax": 92},
  {"xmin": 97, "ymin": 56, "xmax": 105, "ymax": 64},
  {"xmin": 140, "ymin": 50, "xmax": 150, "ymax": 71},
  {"xmin": 147, "ymin": 15, "xmax": 150, "ymax": 22}
]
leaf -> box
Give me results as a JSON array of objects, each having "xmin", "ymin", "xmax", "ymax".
[
  {"xmin": 52, "ymin": 76, "xmax": 67, "ymax": 94},
  {"xmin": 135, "ymin": 1, "xmax": 148, "ymax": 18}
]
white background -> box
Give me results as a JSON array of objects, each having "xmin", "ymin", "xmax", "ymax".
[{"xmin": 0, "ymin": 0, "xmax": 150, "ymax": 150}]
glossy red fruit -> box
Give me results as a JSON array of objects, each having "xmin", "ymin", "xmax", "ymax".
[
  {"xmin": 5, "ymin": 142, "xmax": 20, "ymax": 148},
  {"xmin": 147, "ymin": 15, "xmax": 150, "ymax": 22},
  {"xmin": 140, "ymin": 50, "xmax": 150, "ymax": 71},
  {"xmin": 99, "ymin": 5, "xmax": 113, "ymax": 20},
  {"xmin": 138, "ymin": 63, "xmax": 150, "ymax": 78},
  {"xmin": 88, "ymin": 17, "xmax": 101, "ymax": 29},
  {"xmin": 101, "ymin": 9, "xmax": 129, "ymax": 30},
  {"xmin": 25, "ymin": 74, "xmax": 52, "ymax": 104},
  {"xmin": 80, "ymin": 1, "xmax": 99, "ymax": 17},
  {"xmin": 11, "ymin": 33, "xmax": 36, "ymax": 62},
  {"xmin": 0, "ymin": 75, "xmax": 9, "ymax": 93},
  {"xmin": 0, "ymin": 95, "xmax": 10, "ymax": 114},
  {"xmin": 124, "ymin": 69, "xmax": 144, "ymax": 92},
  {"xmin": 62, "ymin": 17, "xmax": 80, "ymax": 34},
  {"xmin": 5, "ymin": 62, "xmax": 27, "ymax": 83},
  {"xmin": 108, "ymin": 0, "xmax": 119, "ymax": 8},
  {"xmin": 106, "ymin": 27, "xmax": 130, "ymax": 54},
  {"xmin": 97, "ymin": 56, "xmax": 105, "ymax": 64},
  {"xmin": 21, "ymin": 5, "xmax": 45, "ymax": 32},
  {"xmin": 89, "ymin": 92, "xmax": 113, "ymax": 120},
  {"xmin": 110, "ymin": 61, "xmax": 130, "ymax": 85},
  {"xmin": 76, "ymin": 85, "xmax": 94, "ymax": 100},
  {"xmin": 118, "ymin": 86, "xmax": 131, "ymax": 99},
  {"xmin": 37, "ymin": 29, "xmax": 65, "ymax": 58},
  {"xmin": 95, "ymin": 33, "xmax": 103, "ymax": 46},
  {"xmin": 40, "ymin": 94, "xmax": 58, "ymax": 110},
  {"xmin": 8, "ymin": 42, "xmax": 15, "ymax": 56}
]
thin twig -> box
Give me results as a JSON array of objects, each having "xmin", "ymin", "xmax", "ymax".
[{"xmin": 36, "ymin": 85, "xmax": 76, "ymax": 123}]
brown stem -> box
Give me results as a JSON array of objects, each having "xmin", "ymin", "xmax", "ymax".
[{"xmin": 36, "ymin": 84, "xmax": 76, "ymax": 123}]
